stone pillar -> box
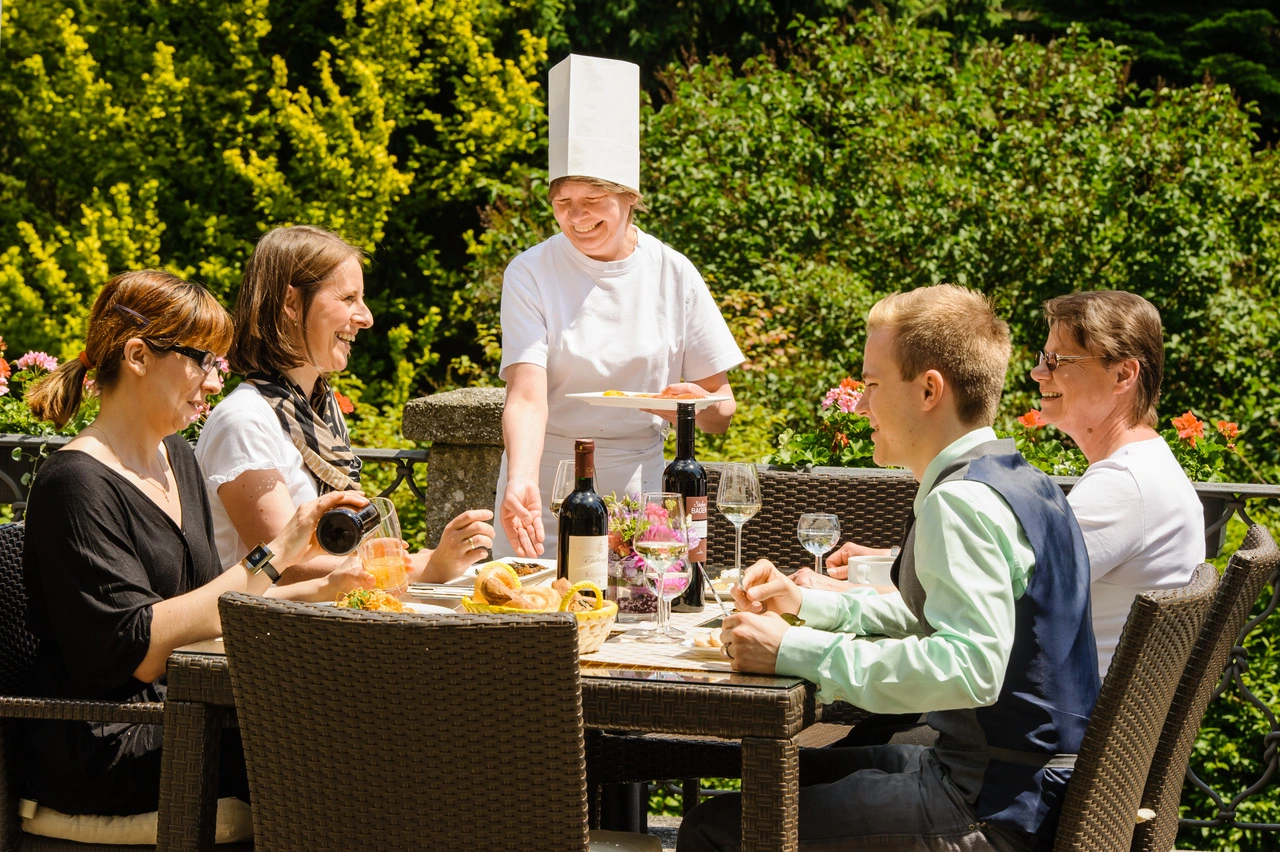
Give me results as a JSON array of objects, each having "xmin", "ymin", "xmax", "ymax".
[{"xmin": 401, "ymin": 387, "xmax": 506, "ymax": 547}]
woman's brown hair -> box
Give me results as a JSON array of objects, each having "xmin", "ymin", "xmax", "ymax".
[
  {"xmin": 27, "ymin": 270, "xmax": 234, "ymax": 428},
  {"xmin": 229, "ymin": 225, "xmax": 365, "ymax": 376},
  {"xmin": 1043, "ymin": 290, "xmax": 1165, "ymax": 428}
]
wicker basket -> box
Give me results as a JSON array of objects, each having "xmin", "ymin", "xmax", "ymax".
[{"xmin": 461, "ymin": 574, "xmax": 617, "ymax": 654}]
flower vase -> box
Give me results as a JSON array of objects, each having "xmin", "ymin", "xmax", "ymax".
[{"xmin": 607, "ymin": 550, "xmax": 657, "ymax": 622}]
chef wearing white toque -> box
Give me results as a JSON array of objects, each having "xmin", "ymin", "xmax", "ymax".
[{"xmin": 495, "ymin": 54, "xmax": 744, "ymax": 559}]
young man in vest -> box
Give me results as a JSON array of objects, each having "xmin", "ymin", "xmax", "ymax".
[{"xmin": 679, "ymin": 284, "xmax": 1099, "ymax": 852}]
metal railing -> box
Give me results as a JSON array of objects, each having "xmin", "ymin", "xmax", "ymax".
[
  {"xmin": 0, "ymin": 435, "xmax": 429, "ymax": 520},
  {"xmin": 1178, "ymin": 488, "xmax": 1280, "ymax": 839}
]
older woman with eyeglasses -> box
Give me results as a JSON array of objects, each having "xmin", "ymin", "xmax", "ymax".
[{"xmin": 1031, "ymin": 290, "xmax": 1204, "ymax": 678}]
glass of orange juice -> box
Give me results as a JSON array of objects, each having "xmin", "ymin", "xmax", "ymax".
[{"xmin": 358, "ymin": 497, "xmax": 411, "ymax": 596}]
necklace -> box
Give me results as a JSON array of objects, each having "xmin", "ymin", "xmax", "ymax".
[{"xmin": 88, "ymin": 424, "xmax": 174, "ymax": 506}]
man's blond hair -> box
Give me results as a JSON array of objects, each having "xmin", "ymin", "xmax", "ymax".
[{"xmin": 867, "ymin": 284, "xmax": 1011, "ymax": 425}]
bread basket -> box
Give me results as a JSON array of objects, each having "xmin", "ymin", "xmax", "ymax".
[{"xmin": 461, "ymin": 570, "xmax": 617, "ymax": 654}]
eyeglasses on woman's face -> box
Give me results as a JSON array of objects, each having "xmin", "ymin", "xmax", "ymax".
[
  {"xmin": 146, "ymin": 341, "xmax": 219, "ymax": 373},
  {"xmin": 1036, "ymin": 350, "xmax": 1095, "ymax": 373}
]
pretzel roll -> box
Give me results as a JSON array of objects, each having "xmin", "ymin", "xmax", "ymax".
[{"xmin": 473, "ymin": 563, "xmax": 521, "ymax": 604}]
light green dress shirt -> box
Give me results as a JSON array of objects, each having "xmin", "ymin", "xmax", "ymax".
[{"xmin": 775, "ymin": 428, "xmax": 1035, "ymax": 714}]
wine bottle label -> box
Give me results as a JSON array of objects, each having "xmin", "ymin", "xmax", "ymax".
[
  {"xmin": 687, "ymin": 496, "xmax": 708, "ymax": 562},
  {"xmin": 565, "ymin": 534, "xmax": 609, "ymax": 588}
]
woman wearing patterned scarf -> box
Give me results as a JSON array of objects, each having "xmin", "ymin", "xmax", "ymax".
[{"xmin": 196, "ymin": 225, "xmax": 495, "ymax": 584}]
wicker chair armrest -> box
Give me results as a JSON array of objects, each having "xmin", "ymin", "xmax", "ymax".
[{"xmin": 0, "ymin": 696, "xmax": 164, "ymax": 725}]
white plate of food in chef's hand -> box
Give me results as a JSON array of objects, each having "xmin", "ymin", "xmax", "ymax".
[{"xmin": 566, "ymin": 391, "xmax": 733, "ymax": 411}]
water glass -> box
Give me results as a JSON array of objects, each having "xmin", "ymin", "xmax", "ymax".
[
  {"xmin": 358, "ymin": 496, "xmax": 411, "ymax": 596},
  {"xmin": 550, "ymin": 459, "xmax": 596, "ymax": 515},
  {"xmin": 634, "ymin": 492, "xmax": 690, "ymax": 644},
  {"xmin": 797, "ymin": 513, "xmax": 840, "ymax": 575},
  {"xmin": 716, "ymin": 463, "xmax": 761, "ymax": 576}
]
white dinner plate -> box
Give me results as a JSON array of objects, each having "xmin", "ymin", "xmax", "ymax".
[
  {"xmin": 452, "ymin": 557, "xmax": 556, "ymax": 588},
  {"xmin": 565, "ymin": 391, "xmax": 733, "ymax": 411},
  {"xmin": 679, "ymin": 636, "xmax": 729, "ymax": 658}
]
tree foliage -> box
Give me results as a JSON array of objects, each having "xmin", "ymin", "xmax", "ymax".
[
  {"xmin": 0, "ymin": 0, "xmax": 551, "ymax": 424},
  {"xmin": 469, "ymin": 17, "xmax": 1280, "ymax": 478},
  {"xmin": 1003, "ymin": 1, "xmax": 1280, "ymax": 143}
]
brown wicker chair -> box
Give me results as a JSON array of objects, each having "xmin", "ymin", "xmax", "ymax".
[
  {"xmin": 0, "ymin": 521, "xmax": 206, "ymax": 851},
  {"xmin": 1131, "ymin": 524, "xmax": 1280, "ymax": 852},
  {"xmin": 704, "ymin": 465, "xmax": 916, "ymax": 573},
  {"xmin": 1054, "ymin": 562, "xmax": 1220, "ymax": 852},
  {"xmin": 217, "ymin": 592, "xmax": 658, "ymax": 852}
]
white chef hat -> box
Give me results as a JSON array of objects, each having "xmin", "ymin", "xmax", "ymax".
[{"xmin": 548, "ymin": 54, "xmax": 640, "ymax": 194}]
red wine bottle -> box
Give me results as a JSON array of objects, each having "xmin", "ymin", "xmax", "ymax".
[
  {"xmin": 665, "ymin": 403, "xmax": 706, "ymax": 612},
  {"xmin": 558, "ymin": 439, "xmax": 609, "ymax": 589}
]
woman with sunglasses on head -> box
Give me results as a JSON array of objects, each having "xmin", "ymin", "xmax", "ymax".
[
  {"xmin": 20, "ymin": 270, "xmax": 367, "ymax": 818},
  {"xmin": 1030, "ymin": 290, "xmax": 1204, "ymax": 678},
  {"xmin": 195, "ymin": 225, "xmax": 494, "ymax": 582}
]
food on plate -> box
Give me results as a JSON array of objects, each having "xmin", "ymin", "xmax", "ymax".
[
  {"xmin": 335, "ymin": 588, "xmax": 408, "ymax": 613},
  {"xmin": 602, "ymin": 390, "xmax": 627, "ymax": 397},
  {"xmin": 655, "ymin": 389, "xmax": 699, "ymax": 400},
  {"xmin": 505, "ymin": 560, "xmax": 546, "ymax": 577},
  {"xmin": 692, "ymin": 629, "xmax": 724, "ymax": 649}
]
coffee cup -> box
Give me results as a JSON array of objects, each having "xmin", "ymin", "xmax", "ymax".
[{"xmin": 851, "ymin": 555, "xmax": 897, "ymax": 586}]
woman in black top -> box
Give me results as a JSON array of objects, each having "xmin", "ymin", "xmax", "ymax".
[{"xmin": 20, "ymin": 270, "xmax": 367, "ymax": 815}]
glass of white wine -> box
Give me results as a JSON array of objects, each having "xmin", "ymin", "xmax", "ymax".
[
  {"xmin": 634, "ymin": 492, "xmax": 691, "ymax": 644},
  {"xmin": 550, "ymin": 460, "xmax": 575, "ymax": 516},
  {"xmin": 797, "ymin": 513, "xmax": 841, "ymax": 575},
  {"xmin": 716, "ymin": 463, "xmax": 762, "ymax": 577}
]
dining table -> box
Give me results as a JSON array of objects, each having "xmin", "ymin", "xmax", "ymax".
[{"xmin": 154, "ymin": 606, "xmax": 821, "ymax": 852}]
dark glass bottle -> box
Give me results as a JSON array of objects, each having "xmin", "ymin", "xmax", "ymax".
[
  {"xmin": 665, "ymin": 403, "xmax": 706, "ymax": 611},
  {"xmin": 558, "ymin": 439, "xmax": 609, "ymax": 589},
  {"xmin": 316, "ymin": 501, "xmax": 382, "ymax": 555}
]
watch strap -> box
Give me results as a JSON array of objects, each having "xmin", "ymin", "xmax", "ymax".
[{"xmin": 244, "ymin": 543, "xmax": 280, "ymax": 582}]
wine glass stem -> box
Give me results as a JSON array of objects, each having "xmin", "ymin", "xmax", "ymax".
[
  {"xmin": 815, "ymin": 553, "xmax": 823, "ymax": 576},
  {"xmin": 657, "ymin": 584, "xmax": 669, "ymax": 636},
  {"xmin": 734, "ymin": 524, "xmax": 744, "ymax": 574}
]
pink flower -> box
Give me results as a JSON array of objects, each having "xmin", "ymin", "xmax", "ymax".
[
  {"xmin": 0, "ymin": 376, "xmax": 8, "ymax": 398},
  {"xmin": 215, "ymin": 356, "xmax": 230, "ymax": 375},
  {"xmin": 644, "ymin": 502, "xmax": 669, "ymax": 524},
  {"xmin": 822, "ymin": 378, "xmax": 864, "ymax": 413},
  {"xmin": 14, "ymin": 351, "xmax": 58, "ymax": 372},
  {"xmin": 1017, "ymin": 410, "xmax": 1047, "ymax": 429},
  {"xmin": 1171, "ymin": 411, "xmax": 1205, "ymax": 447}
]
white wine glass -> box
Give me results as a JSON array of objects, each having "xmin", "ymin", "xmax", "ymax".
[
  {"xmin": 550, "ymin": 460, "xmax": 597, "ymax": 516},
  {"xmin": 797, "ymin": 513, "xmax": 840, "ymax": 576},
  {"xmin": 550, "ymin": 460, "xmax": 575, "ymax": 516},
  {"xmin": 716, "ymin": 463, "xmax": 761, "ymax": 576},
  {"xmin": 634, "ymin": 492, "xmax": 690, "ymax": 644}
]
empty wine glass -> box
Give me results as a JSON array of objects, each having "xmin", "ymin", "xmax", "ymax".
[
  {"xmin": 716, "ymin": 463, "xmax": 761, "ymax": 577},
  {"xmin": 797, "ymin": 513, "xmax": 840, "ymax": 576},
  {"xmin": 633, "ymin": 493, "xmax": 691, "ymax": 644}
]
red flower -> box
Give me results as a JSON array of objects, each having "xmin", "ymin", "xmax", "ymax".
[
  {"xmin": 1216, "ymin": 420, "xmax": 1239, "ymax": 441},
  {"xmin": 334, "ymin": 392, "xmax": 355, "ymax": 414},
  {"xmin": 1171, "ymin": 411, "xmax": 1205, "ymax": 446},
  {"xmin": 1017, "ymin": 409, "xmax": 1046, "ymax": 429},
  {"xmin": 833, "ymin": 431, "xmax": 850, "ymax": 449},
  {"xmin": 0, "ymin": 358, "xmax": 9, "ymax": 381}
]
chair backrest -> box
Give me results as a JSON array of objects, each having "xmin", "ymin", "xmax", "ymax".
[
  {"xmin": 1054, "ymin": 562, "xmax": 1219, "ymax": 852},
  {"xmin": 705, "ymin": 465, "xmax": 916, "ymax": 571},
  {"xmin": 0, "ymin": 523, "xmax": 36, "ymax": 696},
  {"xmin": 1131, "ymin": 524, "xmax": 1280, "ymax": 852},
  {"xmin": 218, "ymin": 592, "xmax": 589, "ymax": 852}
]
